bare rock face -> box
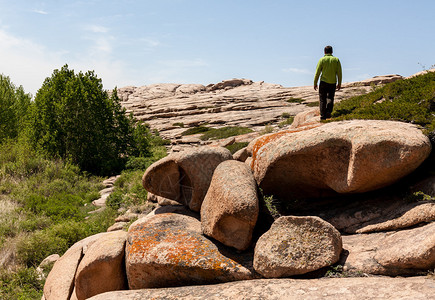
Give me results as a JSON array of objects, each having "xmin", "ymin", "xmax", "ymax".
[
  {"xmin": 252, "ymin": 120, "xmax": 431, "ymax": 201},
  {"xmin": 253, "ymin": 216, "xmax": 342, "ymax": 278},
  {"xmin": 354, "ymin": 202, "xmax": 435, "ymax": 233},
  {"xmin": 74, "ymin": 231, "xmax": 128, "ymax": 300},
  {"xmin": 201, "ymin": 160, "xmax": 259, "ymax": 250},
  {"xmin": 343, "ymin": 221, "xmax": 435, "ymax": 276},
  {"xmin": 125, "ymin": 213, "xmax": 255, "ymax": 289},
  {"xmin": 43, "ymin": 232, "xmax": 108, "ymax": 300},
  {"xmin": 142, "ymin": 146, "xmax": 233, "ymax": 212},
  {"xmin": 117, "ymin": 78, "xmax": 378, "ymax": 142},
  {"xmin": 88, "ymin": 277, "xmax": 435, "ymax": 300}
]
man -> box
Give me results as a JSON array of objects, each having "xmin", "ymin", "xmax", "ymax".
[{"xmin": 314, "ymin": 45, "xmax": 342, "ymax": 120}]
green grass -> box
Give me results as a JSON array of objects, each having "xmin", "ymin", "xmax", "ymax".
[
  {"xmin": 181, "ymin": 125, "xmax": 253, "ymax": 140},
  {"xmin": 181, "ymin": 125, "xmax": 210, "ymax": 136},
  {"xmin": 0, "ymin": 135, "xmax": 167, "ymax": 298},
  {"xmin": 199, "ymin": 126, "xmax": 253, "ymax": 141},
  {"xmin": 331, "ymin": 71, "xmax": 435, "ymax": 133},
  {"xmin": 286, "ymin": 97, "xmax": 305, "ymax": 104},
  {"xmin": 304, "ymin": 101, "xmax": 320, "ymax": 107},
  {"xmin": 278, "ymin": 116, "xmax": 294, "ymax": 128},
  {"xmin": 225, "ymin": 142, "xmax": 249, "ymax": 154},
  {"xmin": 260, "ymin": 125, "xmax": 274, "ymax": 135}
]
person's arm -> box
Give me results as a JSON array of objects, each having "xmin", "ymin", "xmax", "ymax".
[
  {"xmin": 314, "ymin": 59, "xmax": 322, "ymax": 90},
  {"xmin": 336, "ymin": 59, "xmax": 342, "ymax": 91}
]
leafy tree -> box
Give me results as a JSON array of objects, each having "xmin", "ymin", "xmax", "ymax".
[
  {"xmin": 29, "ymin": 65, "xmax": 147, "ymax": 175},
  {"xmin": 0, "ymin": 74, "xmax": 32, "ymax": 143}
]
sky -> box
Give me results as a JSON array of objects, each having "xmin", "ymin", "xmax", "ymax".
[{"xmin": 0, "ymin": 0, "xmax": 434, "ymax": 96}]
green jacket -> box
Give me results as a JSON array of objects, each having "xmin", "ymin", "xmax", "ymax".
[{"xmin": 314, "ymin": 54, "xmax": 342, "ymax": 85}]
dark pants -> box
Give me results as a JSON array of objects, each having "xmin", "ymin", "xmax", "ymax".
[{"xmin": 319, "ymin": 81, "xmax": 336, "ymax": 119}]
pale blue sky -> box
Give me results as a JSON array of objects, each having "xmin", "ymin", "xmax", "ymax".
[{"xmin": 0, "ymin": 0, "xmax": 434, "ymax": 95}]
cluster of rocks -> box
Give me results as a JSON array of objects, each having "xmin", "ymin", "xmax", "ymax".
[{"xmin": 43, "ymin": 108, "xmax": 435, "ymax": 299}]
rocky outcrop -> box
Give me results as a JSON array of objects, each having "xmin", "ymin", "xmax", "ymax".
[
  {"xmin": 142, "ymin": 146, "xmax": 233, "ymax": 211},
  {"xmin": 117, "ymin": 76, "xmax": 398, "ymax": 142},
  {"xmin": 125, "ymin": 213, "xmax": 255, "ymax": 289},
  {"xmin": 251, "ymin": 120, "xmax": 431, "ymax": 201},
  {"xmin": 253, "ymin": 216, "xmax": 342, "ymax": 278},
  {"xmin": 201, "ymin": 160, "xmax": 259, "ymax": 250},
  {"xmin": 342, "ymin": 221, "xmax": 435, "ymax": 275},
  {"xmin": 44, "ymin": 86, "xmax": 434, "ymax": 298},
  {"xmin": 87, "ymin": 277, "xmax": 435, "ymax": 300}
]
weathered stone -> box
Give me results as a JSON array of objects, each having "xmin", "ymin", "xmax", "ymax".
[
  {"xmin": 43, "ymin": 232, "xmax": 108, "ymax": 300},
  {"xmin": 74, "ymin": 231, "xmax": 128, "ymax": 300},
  {"xmin": 142, "ymin": 146, "xmax": 233, "ymax": 211},
  {"xmin": 252, "ymin": 120, "xmax": 431, "ymax": 201},
  {"xmin": 290, "ymin": 107, "xmax": 321, "ymax": 128},
  {"xmin": 201, "ymin": 160, "xmax": 259, "ymax": 250},
  {"xmin": 313, "ymin": 194, "xmax": 435, "ymax": 234},
  {"xmin": 343, "ymin": 221, "xmax": 435, "ymax": 275},
  {"xmin": 253, "ymin": 216, "xmax": 342, "ymax": 278},
  {"xmin": 218, "ymin": 136, "xmax": 236, "ymax": 147},
  {"xmin": 88, "ymin": 277, "xmax": 435, "ymax": 300},
  {"xmin": 107, "ymin": 222, "xmax": 128, "ymax": 232},
  {"xmin": 356, "ymin": 202, "xmax": 435, "ymax": 233},
  {"xmin": 115, "ymin": 212, "xmax": 138, "ymax": 222},
  {"xmin": 233, "ymin": 147, "xmax": 249, "ymax": 162},
  {"xmin": 126, "ymin": 213, "xmax": 255, "ymax": 289}
]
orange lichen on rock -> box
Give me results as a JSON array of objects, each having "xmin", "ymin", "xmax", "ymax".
[{"xmin": 126, "ymin": 213, "xmax": 254, "ymax": 289}]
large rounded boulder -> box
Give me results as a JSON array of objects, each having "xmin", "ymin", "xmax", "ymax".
[
  {"xmin": 253, "ymin": 216, "xmax": 342, "ymax": 278},
  {"xmin": 201, "ymin": 160, "xmax": 259, "ymax": 251},
  {"xmin": 251, "ymin": 120, "xmax": 431, "ymax": 201},
  {"xmin": 125, "ymin": 213, "xmax": 255, "ymax": 289},
  {"xmin": 142, "ymin": 146, "xmax": 233, "ymax": 212}
]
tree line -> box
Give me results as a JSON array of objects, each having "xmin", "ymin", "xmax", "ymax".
[{"xmin": 0, "ymin": 65, "xmax": 153, "ymax": 175}]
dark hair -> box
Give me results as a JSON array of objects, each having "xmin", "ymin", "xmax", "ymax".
[{"xmin": 324, "ymin": 46, "xmax": 333, "ymax": 54}]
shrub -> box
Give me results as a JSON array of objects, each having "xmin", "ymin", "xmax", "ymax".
[
  {"xmin": 172, "ymin": 122, "xmax": 184, "ymax": 127},
  {"xmin": 28, "ymin": 65, "xmax": 151, "ymax": 175},
  {"xmin": 106, "ymin": 189, "xmax": 124, "ymax": 210},
  {"xmin": 109, "ymin": 169, "xmax": 150, "ymax": 210},
  {"xmin": 304, "ymin": 101, "xmax": 320, "ymax": 107},
  {"xmin": 0, "ymin": 267, "xmax": 43, "ymax": 299},
  {"xmin": 24, "ymin": 193, "xmax": 85, "ymax": 222}
]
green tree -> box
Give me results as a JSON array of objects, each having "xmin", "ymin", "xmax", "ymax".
[
  {"xmin": 29, "ymin": 65, "xmax": 145, "ymax": 175},
  {"xmin": 0, "ymin": 74, "xmax": 32, "ymax": 142}
]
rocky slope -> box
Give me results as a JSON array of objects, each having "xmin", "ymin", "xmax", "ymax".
[{"xmin": 117, "ymin": 75, "xmax": 403, "ymax": 143}]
